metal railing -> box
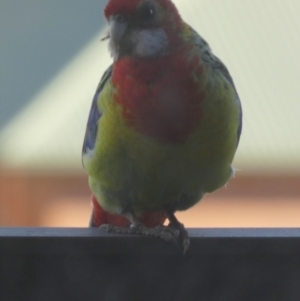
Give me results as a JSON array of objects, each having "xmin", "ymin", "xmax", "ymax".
[{"xmin": 1, "ymin": 228, "xmax": 300, "ymax": 301}]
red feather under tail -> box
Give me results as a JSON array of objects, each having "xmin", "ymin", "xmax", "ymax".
[{"xmin": 91, "ymin": 194, "xmax": 167, "ymax": 227}]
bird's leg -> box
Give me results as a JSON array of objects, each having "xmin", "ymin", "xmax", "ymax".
[
  {"xmin": 90, "ymin": 197, "xmax": 188, "ymax": 252},
  {"xmin": 89, "ymin": 209, "xmax": 97, "ymax": 227},
  {"xmin": 165, "ymin": 210, "xmax": 190, "ymax": 254},
  {"xmin": 100, "ymin": 212, "xmax": 180, "ymax": 245}
]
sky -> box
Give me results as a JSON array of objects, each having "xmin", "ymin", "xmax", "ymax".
[{"xmin": 0, "ymin": 0, "xmax": 105, "ymax": 128}]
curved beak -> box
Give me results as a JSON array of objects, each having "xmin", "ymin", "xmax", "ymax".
[
  {"xmin": 108, "ymin": 16, "xmax": 128, "ymax": 60},
  {"xmin": 109, "ymin": 16, "xmax": 128, "ymax": 44}
]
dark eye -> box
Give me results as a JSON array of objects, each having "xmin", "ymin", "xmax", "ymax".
[
  {"xmin": 139, "ymin": 2, "xmax": 156, "ymax": 20},
  {"xmin": 114, "ymin": 14, "xmax": 126, "ymax": 23}
]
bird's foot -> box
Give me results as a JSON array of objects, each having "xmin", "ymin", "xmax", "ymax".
[
  {"xmin": 167, "ymin": 221, "xmax": 190, "ymax": 254},
  {"xmin": 99, "ymin": 211, "xmax": 190, "ymax": 254},
  {"xmin": 143, "ymin": 225, "xmax": 180, "ymax": 245},
  {"xmin": 166, "ymin": 211, "xmax": 190, "ymax": 254},
  {"xmin": 99, "ymin": 223, "xmax": 180, "ymax": 245}
]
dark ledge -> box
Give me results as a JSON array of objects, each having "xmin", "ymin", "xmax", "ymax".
[{"xmin": 1, "ymin": 228, "xmax": 300, "ymax": 301}]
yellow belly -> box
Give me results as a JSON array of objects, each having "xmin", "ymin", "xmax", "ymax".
[{"xmin": 84, "ymin": 77, "xmax": 240, "ymax": 215}]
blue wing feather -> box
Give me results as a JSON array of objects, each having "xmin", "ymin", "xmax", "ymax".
[{"xmin": 82, "ymin": 65, "xmax": 113, "ymax": 158}]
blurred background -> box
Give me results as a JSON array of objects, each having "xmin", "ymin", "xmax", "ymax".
[{"xmin": 0, "ymin": 0, "xmax": 299, "ymax": 227}]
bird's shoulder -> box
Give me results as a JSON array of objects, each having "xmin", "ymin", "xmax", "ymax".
[
  {"xmin": 185, "ymin": 27, "xmax": 234, "ymax": 87},
  {"xmin": 187, "ymin": 26, "xmax": 243, "ymax": 147}
]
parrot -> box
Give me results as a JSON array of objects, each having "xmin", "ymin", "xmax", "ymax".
[{"xmin": 82, "ymin": 0, "xmax": 242, "ymax": 253}]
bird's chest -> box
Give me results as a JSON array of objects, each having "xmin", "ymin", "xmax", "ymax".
[{"xmin": 112, "ymin": 56, "xmax": 205, "ymax": 143}]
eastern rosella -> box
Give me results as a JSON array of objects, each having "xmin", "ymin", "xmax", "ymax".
[{"xmin": 82, "ymin": 0, "xmax": 242, "ymax": 252}]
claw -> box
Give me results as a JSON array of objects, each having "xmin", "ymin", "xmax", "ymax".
[
  {"xmin": 180, "ymin": 227, "xmax": 190, "ymax": 255},
  {"xmin": 166, "ymin": 211, "xmax": 190, "ymax": 254},
  {"xmin": 99, "ymin": 223, "xmax": 141, "ymax": 234},
  {"xmin": 98, "ymin": 211, "xmax": 190, "ymax": 254},
  {"xmin": 151, "ymin": 225, "xmax": 180, "ymax": 246},
  {"xmin": 99, "ymin": 223, "xmax": 180, "ymax": 247}
]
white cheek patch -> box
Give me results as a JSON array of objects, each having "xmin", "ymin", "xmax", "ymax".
[{"xmin": 130, "ymin": 29, "xmax": 169, "ymax": 58}]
